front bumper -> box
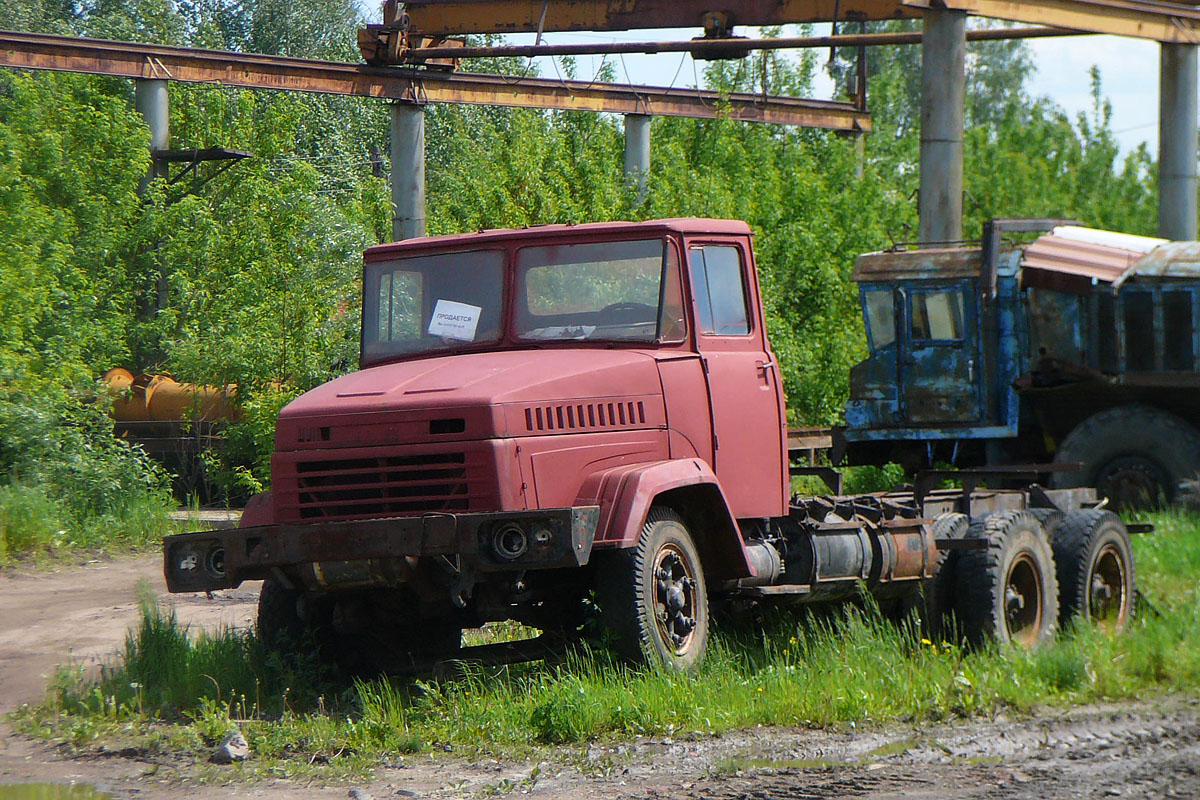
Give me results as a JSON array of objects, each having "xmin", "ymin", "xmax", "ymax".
[{"xmin": 163, "ymin": 506, "xmax": 599, "ymax": 593}]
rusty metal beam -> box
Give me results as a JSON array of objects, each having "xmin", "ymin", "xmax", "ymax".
[
  {"xmin": 405, "ymin": 25, "xmax": 1084, "ymax": 62},
  {"xmin": 903, "ymin": 0, "xmax": 1200, "ymax": 42},
  {"xmin": 401, "ymin": 0, "xmax": 1200, "ymax": 42},
  {"xmin": 0, "ymin": 29, "xmax": 870, "ymax": 130},
  {"xmin": 401, "ymin": 0, "xmax": 916, "ymax": 35}
]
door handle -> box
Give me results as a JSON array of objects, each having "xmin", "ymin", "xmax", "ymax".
[{"xmin": 756, "ymin": 359, "xmax": 776, "ymax": 376}]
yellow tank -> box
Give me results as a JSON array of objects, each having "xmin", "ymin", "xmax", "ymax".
[{"xmin": 101, "ymin": 371, "xmax": 241, "ymax": 422}]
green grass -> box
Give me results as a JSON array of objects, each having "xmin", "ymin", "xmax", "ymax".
[
  {"xmin": 0, "ymin": 482, "xmax": 181, "ymax": 566},
  {"xmin": 12, "ymin": 511, "xmax": 1200, "ymax": 780}
]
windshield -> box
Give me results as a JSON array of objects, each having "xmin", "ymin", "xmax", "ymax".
[
  {"xmin": 362, "ymin": 248, "xmax": 504, "ymax": 363},
  {"xmin": 515, "ymin": 238, "xmax": 682, "ymax": 343}
]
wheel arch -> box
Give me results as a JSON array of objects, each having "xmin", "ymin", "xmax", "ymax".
[{"xmin": 575, "ymin": 458, "xmax": 753, "ymax": 581}]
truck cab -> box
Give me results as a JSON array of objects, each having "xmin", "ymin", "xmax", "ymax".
[
  {"xmin": 165, "ymin": 219, "xmax": 790, "ymax": 670},
  {"xmin": 842, "ymin": 221, "xmax": 1200, "ymax": 506}
]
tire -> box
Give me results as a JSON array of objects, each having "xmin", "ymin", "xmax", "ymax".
[
  {"xmin": 1050, "ymin": 405, "xmax": 1200, "ymax": 509},
  {"xmin": 1051, "ymin": 509, "xmax": 1136, "ymax": 632},
  {"xmin": 876, "ymin": 512, "xmax": 968, "ymax": 636},
  {"xmin": 257, "ymin": 576, "xmax": 307, "ymax": 650},
  {"xmin": 594, "ymin": 506, "xmax": 709, "ymax": 671},
  {"xmin": 954, "ymin": 510, "xmax": 1059, "ymax": 649},
  {"xmin": 922, "ymin": 512, "xmax": 970, "ymax": 640},
  {"xmin": 258, "ymin": 578, "xmax": 461, "ymax": 675}
]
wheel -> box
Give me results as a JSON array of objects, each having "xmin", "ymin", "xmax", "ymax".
[
  {"xmin": 594, "ymin": 506, "xmax": 709, "ymax": 670},
  {"xmin": 258, "ymin": 579, "xmax": 461, "ymax": 675},
  {"xmin": 1050, "ymin": 405, "xmax": 1200, "ymax": 508},
  {"xmin": 954, "ymin": 511, "xmax": 1059, "ymax": 648},
  {"xmin": 923, "ymin": 512, "xmax": 970, "ymax": 640},
  {"xmin": 257, "ymin": 576, "xmax": 308, "ymax": 650},
  {"xmin": 875, "ymin": 513, "xmax": 967, "ymax": 636},
  {"xmin": 1051, "ymin": 509, "xmax": 1135, "ymax": 632}
]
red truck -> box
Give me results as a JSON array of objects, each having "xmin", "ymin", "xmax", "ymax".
[{"xmin": 164, "ymin": 219, "xmax": 1135, "ymax": 671}]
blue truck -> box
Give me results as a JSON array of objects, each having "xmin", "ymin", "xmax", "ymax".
[{"xmin": 838, "ymin": 218, "xmax": 1200, "ymax": 508}]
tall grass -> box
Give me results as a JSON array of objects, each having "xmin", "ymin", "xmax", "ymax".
[
  {"xmin": 15, "ymin": 511, "xmax": 1200, "ymax": 771},
  {"xmin": 0, "ymin": 482, "xmax": 177, "ymax": 565}
]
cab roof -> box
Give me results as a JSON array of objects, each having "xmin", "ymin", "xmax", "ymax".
[{"xmin": 364, "ymin": 218, "xmax": 753, "ymax": 262}]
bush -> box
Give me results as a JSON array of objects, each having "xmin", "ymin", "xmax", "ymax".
[{"xmin": 0, "ymin": 381, "xmax": 172, "ymax": 563}]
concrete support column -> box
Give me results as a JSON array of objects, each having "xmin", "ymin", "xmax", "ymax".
[
  {"xmin": 390, "ymin": 102, "xmax": 426, "ymax": 241},
  {"xmin": 917, "ymin": 8, "xmax": 966, "ymax": 245},
  {"xmin": 134, "ymin": 78, "xmax": 169, "ymax": 192},
  {"xmin": 623, "ymin": 113, "xmax": 651, "ymax": 203},
  {"xmin": 1159, "ymin": 43, "xmax": 1198, "ymax": 241}
]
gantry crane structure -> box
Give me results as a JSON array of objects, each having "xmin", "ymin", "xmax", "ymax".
[{"xmin": 363, "ymin": 0, "xmax": 1200, "ymax": 243}]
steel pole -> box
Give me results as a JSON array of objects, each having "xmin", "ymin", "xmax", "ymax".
[
  {"xmin": 390, "ymin": 102, "xmax": 426, "ymax": 241},
  {"xmin": 623, "ymin": 113, "xmax": 651, "ymax": 203},
  {"xmin": 134, "ymin": 78, "xmax": 168, "ymax": 191},
  {"xmin": 1159, "ymin": 43, "xmax": 1198, "ymax": 240},
  {"xmin": 918, "ymin": 8, "xmax": 966, "ymax": 245}
]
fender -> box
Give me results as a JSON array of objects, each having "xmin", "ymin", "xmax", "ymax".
[
  {"xmin": 239, "ymin": 492, "xmax": 274, "ymax": 528},
  {"xmin": 575, "ymin": 458, "xmax": 753, "ymax": 580}
]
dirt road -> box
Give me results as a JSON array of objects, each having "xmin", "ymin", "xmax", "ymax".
[
  {"xmin": 0, "ymin": 555, "xmax": 259, "ymax": 714},
  {"xmin": 1, "ymin": 555, "xmax": 1198, "ymax": 799}
]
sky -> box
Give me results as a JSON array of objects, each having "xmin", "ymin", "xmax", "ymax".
[{"xmin": 358, "ymin": 4, "xmax": 1164, "ymax": 155}]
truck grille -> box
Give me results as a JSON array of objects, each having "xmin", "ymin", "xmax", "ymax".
[{"xmin": 291, "ymin": 451, "xmax": 478, "ymax": 520}]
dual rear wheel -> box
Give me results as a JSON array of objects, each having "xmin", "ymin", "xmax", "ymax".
[{"xmin": 952, "ymin": 508, "xmax": 1135, "ymax": 648}]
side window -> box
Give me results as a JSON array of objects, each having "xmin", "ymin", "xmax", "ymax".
[
  {"xmin": 688, "ymin": 245, "xmax": 750, "ymax": 335},
  {"xmin": 863, "ymin": 288, "xmax": 896, "ymax": 350},
  {"xmin": 910, "ymin": 289, "xmax": 964, "ymax": 341},
  {"xmin": 1096, "ymin": 291, "xmax": 1118, "ymax": 372},
  {"xmin": 1123, "ymin": 291, "xmax": 1154, "ymax": 372},
  {"xmin": 1164, "ymin": 289, "xmax": 1195, "ymax": 371},
  {"xmin": 657, "ymin": 243, "xmax": 687, "ymax": 342}
]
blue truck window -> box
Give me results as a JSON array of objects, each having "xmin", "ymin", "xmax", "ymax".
[
  {"xmin": 864, "ymin": 289, "xmax": 895, "ymax": 350},
  {"xmin": 1097, "ymin": 291, "xmax": 1118, "ymax": 372},
  {"xmin": 910, "ymin": 290, "xmax": 964, "ymax": 341},
  {"xmin": 1123, "ymin": 291, "xmax": 1154, "ymax": 372},
  {"xmin": 1164, "ymin": 290, "xmax": 1194, "ymax": 371}
]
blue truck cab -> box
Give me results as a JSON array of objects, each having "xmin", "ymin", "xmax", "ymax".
[{"xmin": 839, "ymin": 219, "xmax": 1200, "ymax": 507}]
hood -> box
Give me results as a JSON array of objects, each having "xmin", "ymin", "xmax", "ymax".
[{"xmin": 276, "ymin": 349, "xmax": 665, "ymax": 449}]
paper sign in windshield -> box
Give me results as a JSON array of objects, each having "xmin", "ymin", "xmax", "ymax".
[{"xmin": 428, "ymin": 299, "xmax": 482, "ymax": 341}]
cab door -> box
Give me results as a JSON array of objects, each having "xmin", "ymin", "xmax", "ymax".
[
  {"xmin": 686, "ymin": 239, "xmax": 788, "ymax": 519},
  {"xmin": 899, "ymin": 283, "xmax": 981, "ymax": 424}
]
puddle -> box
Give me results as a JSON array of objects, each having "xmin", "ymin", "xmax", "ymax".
[
  {"xmin": 864, "ymin": 737, "xmax": 919, "ymax": 759},
  {"xmin": 0, "ymin": 784, "xmax": 113, "ymax": 800}
]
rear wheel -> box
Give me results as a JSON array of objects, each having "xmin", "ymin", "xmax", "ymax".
[
  {"xmin": 1051, "ymin": 509, "xmax": 1135, "ymax": 632},
  {"xmin": 595, "ymin": 506, "xmax": 709, "ymax": 671},
  {"xmin": 955, "ymin": 511, "xmax": 1059, "ymax": 648},
  {"xmin": 923, "ymin": 512, "xmax": 970, "ymax": 640},
  {"xmin": 1051, "ymin": 405, "xmax": 1200, "ymax": 508}
]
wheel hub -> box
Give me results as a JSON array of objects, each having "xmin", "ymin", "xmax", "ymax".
[
  {"xmin": 1004, "ymin": 553, "xmax": 1044, "ymax": 648},
  {"xmin": 653, "ymin": 546, "xmax": 698, "ymax": 654},
  {"xmin": 1097, "ymin": 456, "xmax": 1170, "ymax": 509},
  {"xmin": 1088, "ymin": 543, "xmax": 1130, "ymax": 630}
]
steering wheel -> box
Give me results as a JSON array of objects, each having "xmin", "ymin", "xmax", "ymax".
[{"xmin": 598, "ymin": 302, "xmax": 656, "ymax": 317}]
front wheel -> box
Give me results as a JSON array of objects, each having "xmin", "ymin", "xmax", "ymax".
[{"xmin": 595, "ymin": 506, "xmax": 709, "ymax": 671}]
